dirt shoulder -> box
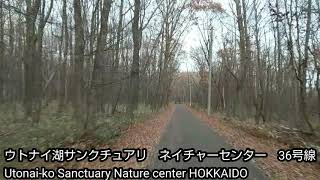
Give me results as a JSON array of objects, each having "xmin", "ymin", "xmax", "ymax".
[{"xmin": 188, "ymin": 107, "xmax": 320, "ymax": 180}]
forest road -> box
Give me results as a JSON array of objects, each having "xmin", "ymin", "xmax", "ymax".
[{"xmin": 148, "ymin": 104, "xmax": 268, "ymax": 180}]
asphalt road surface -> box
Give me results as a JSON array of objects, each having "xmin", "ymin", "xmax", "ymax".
[{"xmin": 149, "ymin": 105, "xmax": 268, "ymax": 180}]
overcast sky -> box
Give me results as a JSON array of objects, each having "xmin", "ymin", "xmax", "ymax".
[{"xmin": 179, "ymin": 0, "xmax": 233, "ymax": 72}]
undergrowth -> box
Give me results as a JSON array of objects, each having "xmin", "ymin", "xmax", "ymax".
[{"xmin": 0, "ymin": 102, "xmax": 153, "ymax": 168}]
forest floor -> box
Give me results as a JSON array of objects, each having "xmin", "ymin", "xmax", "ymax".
[
  {"xmin": 40, "ymin": 104, "xmax": 175, "ymax": 169},
  {"xmin": 0, "ymin": 103, "xmax": 175, "ymax": 170},
  {"xmin": 188, "ymin": 106, "xmax": 320, "ymax": 180}
]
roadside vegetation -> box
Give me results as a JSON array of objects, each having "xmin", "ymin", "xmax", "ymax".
[
  {"xmin": 0, "ymin": 102, "xmax": 161, "ymax": 168},
  {"xmin": 189, "ymin": 106, "xmax": 320, "ymax": 179}
]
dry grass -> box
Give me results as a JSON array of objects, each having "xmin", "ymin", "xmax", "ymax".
[
  {"xmin": 0, "ymin": 102, "xmax": 172, "ymax": 170},
  {"xmin": 18, "ymin": 104, "xmax": 175, "ymax": 170}
]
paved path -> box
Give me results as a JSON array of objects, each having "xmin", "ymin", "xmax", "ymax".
[{"xmin": 149, "ymin": 105, "xmax": 268, "ymax": 180}]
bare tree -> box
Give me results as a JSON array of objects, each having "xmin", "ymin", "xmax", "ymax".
[{"xmin": 72, "ymin": 0, "xmax": 85, "ymax": 122}]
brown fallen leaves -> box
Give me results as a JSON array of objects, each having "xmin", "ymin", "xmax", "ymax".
[
  {"xmin": 188, "ymin": 107, "xmax": 320, "ymax": 180},
  {"xmin": 78, "ymin": 105, "xmax": 175, "ymax": 169}
]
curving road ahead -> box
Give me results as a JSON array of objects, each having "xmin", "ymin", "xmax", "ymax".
[{"xmin": 149, "ymin": 105, "xmax": 268, "ymax": 180}]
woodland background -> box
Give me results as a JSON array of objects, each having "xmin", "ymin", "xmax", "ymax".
[{"xmin": 173, "ymin": 0, "xmax": 320, "ymax": 134}]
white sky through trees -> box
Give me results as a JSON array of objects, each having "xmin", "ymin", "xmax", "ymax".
[{"xmin": 180, "ymin": 0, "xmax": 231, "ymax": 72}]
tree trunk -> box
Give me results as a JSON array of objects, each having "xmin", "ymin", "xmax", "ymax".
[
  {"xmin": 58, "ymin": 0, "xmax": 68, "ymax": 112},
  {"xmin": 253, "ymin": 0, "xmax": 265, "ymax": 124},
  {"xmin": 111, "ymin": 0, "xmax": 124, "ymax": 114},
  {"xmin": 86, "ymin": 0, "xmax": 113, "ymax": 130},
  {"xmin": 72, "ymin": 0, "xmax": 85, "ymax": 123},
  {"xmin": 298, "ymin": 0, "xmax": 313, "ymax": 132},
  {"xmin": 0, "ymin": 0, "xmax": 4, "ymax": 103},
  {"xmin": 128, "ymin": 0, "xmax": 141, "ymax": 119},
  {"xmin": 23, "ymin": 0, "xmax": 42, "ymax": 124}
]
